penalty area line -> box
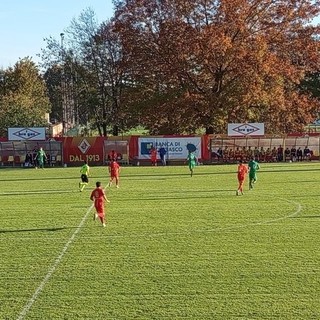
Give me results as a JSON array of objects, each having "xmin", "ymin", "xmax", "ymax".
[{"xmin": 17, "ymin": 203, "xmax": 94, "ymax": 320}]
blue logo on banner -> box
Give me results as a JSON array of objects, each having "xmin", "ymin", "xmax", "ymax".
[{"xmin": 141, "ymin": 142, "xmax": 154, "ymax": 155}]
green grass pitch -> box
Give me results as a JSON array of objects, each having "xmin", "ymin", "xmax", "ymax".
[{"xmin": 1, "ymin": 162, "xmax": 320, "ymax": 319}]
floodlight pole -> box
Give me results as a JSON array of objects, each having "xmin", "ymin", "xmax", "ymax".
[{"xmin": 60, "ymin": 33, "xmax": 67, "ymax": 136}]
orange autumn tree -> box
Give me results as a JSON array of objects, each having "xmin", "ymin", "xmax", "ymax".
[{"xmin": 113, "ymin": 0, "xmax": 320, "ymax": 134}]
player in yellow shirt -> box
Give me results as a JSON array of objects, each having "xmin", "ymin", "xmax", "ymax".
[{"xmin": 79, "ymin": 161, "xmax": 90, "ymax": 192}]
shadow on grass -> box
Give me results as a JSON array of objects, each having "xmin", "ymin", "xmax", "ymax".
[
  {"xmin": 117, "ymin": 189, "xmax": 236, "ymax": 201},
  {"xmin": 0, "ymin": 227, "xmax": 68, "ymax": 234},
  {"xmin": 1, "ymin": 165, "xmax": 319, "ymax": 182},
  {"xmin": 0, "ymin": 176, "xmax": 78, "ymax": 182},
  {"xmin": 291, "ymin": 215, "xmax": 320, "ymax": 219},
  {"xmin": 124, "ymin": 168, "xmax": 320, "ymax": 179},
  {"xmin": 0, "ymin": 190, "xmax": 75, "ymax": 196},
  {"xmin": 267, "ymin": 180, "xmax": 316, "ymax": 184}
]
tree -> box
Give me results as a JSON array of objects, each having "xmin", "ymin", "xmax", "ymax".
[
  {"xmin": 113, "ymin": 0, "xmax": 320, "ymax": 134},
  {"xmin": 43, "ymin": 65, "xmax": 63, "ymax": 123},
  {"xmin": 0, "ymin": 58, "xmax": 51, "ymax": 137},
  {"xmin": 301, "ymin": 71, "xmax": 320, "ymax": 99},
  {"xmin": 42, "ymin": 8, "xmax": 130, "ymax": 136}
]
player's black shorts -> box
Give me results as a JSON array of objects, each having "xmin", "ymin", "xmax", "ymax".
[{"xmin": 81, "ymin": 174, "xmax": 89, "ymax": 183}]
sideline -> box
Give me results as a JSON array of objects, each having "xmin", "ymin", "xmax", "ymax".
[{"xmin": 16, "ymin": 203, "xmax": 94, "ymax": 320}]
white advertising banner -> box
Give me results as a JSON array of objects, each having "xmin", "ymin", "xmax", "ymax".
[
  {"xmin": 138, "ymin": 137, "xmax": 202, "ymax": 160},
  {"xmin": 8, "ymin": 127, "xmax": 46, "ymax": 141},
  {"xmin": 228, "ymin": 123, "xmax": 264, "ymax": 136}
]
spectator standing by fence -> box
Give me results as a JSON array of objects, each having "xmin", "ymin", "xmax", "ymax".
[
  {"xmin": 158, "ymin": 147, "xmax": 167, "ymax": 166},
  {"xmin": 285, "ymin": 147, "xmax": 291, "ymax": 161},
  {"xmin": 304, "ymin": 146, "xmax": 311, "ymax": 161},
  {"xmin": 290, "ymin": 146, "xmax": 297, "ymax": 162},
  {"xmin": 277, "ymin": 145, "xmax": 284, "ymax": 162},
  {"xmin": 297, "ymin": 147, "xmax": 303, "ymax": 161}
]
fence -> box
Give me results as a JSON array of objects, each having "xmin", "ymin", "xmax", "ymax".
[
  {"xmin": 1, "ymin": 136, "xmax": 319, "ymax": 167},
  {"xmin": 0, "ymin": 141, "xmax": 63, "ymax": 167},
  {"xmin": 103, "ymin": 140, "xmax": 129, "ymax": 165},
  {"xmin": 210, "ymin": 136, "xmax": 320, "ymax": 163}
]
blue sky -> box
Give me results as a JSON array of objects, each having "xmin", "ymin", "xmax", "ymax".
[
  {"xmin": 1, "ymin": 2, "xmax": 319, "ymax": 69},
  {"xmin": 0, "ymin": 0, "xmax": 114, "ymax": 68}
]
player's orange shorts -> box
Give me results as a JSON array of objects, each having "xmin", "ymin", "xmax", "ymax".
[
  {"xmin": 111, "ymin": 172, "xmax": 119, "ymax": 179},
  {"xmin": 95, "ymin": 200, "xmax": 105, "ymax": 218},
  {"xmin": 238, "ymin": 174, "xmax": 246, "ymax": 182}
]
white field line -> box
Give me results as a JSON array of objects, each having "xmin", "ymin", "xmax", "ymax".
[
  {"xmin": 194, "ymin": 197, "xmax": 303, "ymax": 233},
  {"xmin": 103, "ymin": 197, "xmax": 303, "ymax": 239},
  {"xmin": 0, "ymin": 190, "xmax": 72, "ymax": 195},
  {"xmin": 16, "ymin": 197, "xmax": 302, "ymax": 319},
  {"xmin": 92, "ymin": 197, "xmax": 301, "ymax": 240},
  {"xmin": 17, "ymin": 203, "xmax": 94, "ymax": 320},
  {"xmin": 15, "ymin": 198, "xmax": 303, "ymax": 241}
]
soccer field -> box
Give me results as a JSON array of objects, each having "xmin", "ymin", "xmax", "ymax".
[{"xmin": 1, "ymin": 162, "xmax": 320, "ymax": 319}]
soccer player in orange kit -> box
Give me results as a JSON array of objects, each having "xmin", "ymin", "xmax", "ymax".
[
  {"xmin": 90, "ymin": 181, "xmax": 110, "ymax": 227},
  {"xmin": 150, "ymin": 146, "xmax": 157, "ymax": 166},
  {"xmin": 236, "ymin": 160, "xmax": 248, "ymax": 195},
  {"xmin": 108, "ymin": 159, "xmax": 120, "ymax": 188}
]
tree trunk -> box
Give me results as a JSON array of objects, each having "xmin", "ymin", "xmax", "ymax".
[
  {"xmin": 112, "ymin": 125, "xmax": 119, "ymax": 136},
  {"xmin": 205, "ymin": 126, "xmax": 214, "ymax": 134},
  {"xmin": 97, "ymin": 123, "xmax": 102, "ymax": 136},
  {"xmin": 102, "ymin": 123, "xmax": 108, "ymax": 136}
]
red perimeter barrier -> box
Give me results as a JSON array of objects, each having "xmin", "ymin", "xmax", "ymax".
[{"xmin": 55, "ymin": 137, "xmax": 105, "ymax": 166}]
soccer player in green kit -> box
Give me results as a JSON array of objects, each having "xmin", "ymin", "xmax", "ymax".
[
  {"xmin": 248, "ymin": 157, "xmax": 260, "ymax": 190},
  {"xmin": 35, "ymin": 147, "xmax": 47, "ymax": 169},
  {"xmin": 79, "ymin": 161, "xmax": 90, "ymax": 192},
  {"xmin": 186, "ymin": 151, "xmax": 197, "ymax": 177}
]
